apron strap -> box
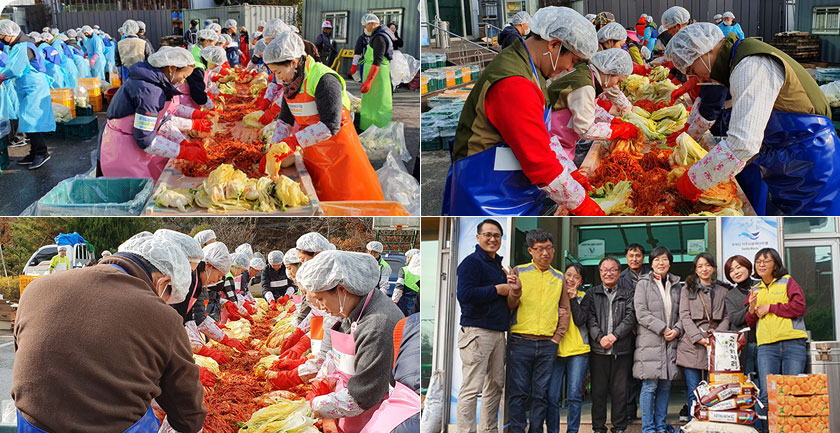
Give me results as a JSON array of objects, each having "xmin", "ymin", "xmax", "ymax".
[
  {"xmin": 730, "ymin": 38, "xmax": 742, "ymax": 65},
  {"xmin": 350, "ymin": 290, "xmax": 376, "ymax": 336}
]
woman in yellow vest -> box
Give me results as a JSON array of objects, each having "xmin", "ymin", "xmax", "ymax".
[
  {"xmin": 261, "ymin": 32, "xmax": 384, "ymax": 201},
  {"xmin": 745, "ymin": 248, "xmax": 808, "ymax": 433},
  {"xmin": 545, "ymin": 263, "xmax": 590, "ymax": 433}
]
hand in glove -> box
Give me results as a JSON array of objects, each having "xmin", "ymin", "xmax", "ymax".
[
  {"xmin": 254, "ymin": 97, "xmax": 271, "ymax": 111},
  {"xmin": 259, "ymin": 103, "xmax": 282, "ymax": 125},
  {"xmin": 360, "ymin": 65, "xmax": 380, "ymax": 93},
  {"xmin": 220, "ymin": 335, "xmax": 247, "ymax": 351},
  {"xmin": 243, "ymin": 300, "xmax": 256, "ymax": 315},
  {"xmin": 272, "ymin": 357, "xmax": 307, "ymax": 372},
  {"xmin": 192, "ymin": 119, "xmax": 213, "ymax": 133},
  {"xmin": 571, "ymin": 195, "xmax": 606, "ymax": 216},
  {"xmin": 289, "ymin": 304, "xmax": 296, "ymax": 314},
  {"xmin": 595, "ymin": 98, "xmax": 612, "ymax": 113},
  {"xmin": 281, "ymin": 328, "xmax": 306, "ymax": 353},
  {"xmin": 278, "ymin": 295, "xmax": 290, "ymax": 305},
  {"xmin": 215, "ymin": 321, "xmax": 227, "ymax": 330},
  {"xmin": 677, "ymin": 171, "xmax": 704, "ymax": 201},
  {"xmin": 281, "ymin": 335, "xmax": 311, "ymax": 359},
  {"xmin": 306, "ymin": 379, "xmax": 333, "ymax": 402},
  {"xmin": 570, "ymin": 169, "xmax": 592, "ymax": 193},
  {"xmin": 632, "ymin": 62, "xmax": 650, "ymax": 76},
  {"xmin": 224, "ymin": 301, "xmax": 243, "ymax": 321},
  {"xmin": 199, "ymin": 366, "xmax": 217, "ymax": 387},
  {"xmin": 666, "ymin": 125, "xmax": 688, "ymax": 147},
  {"xmin": 349, "ymin": 64, "xmax": 357, "ymax": 75},
  {"xmin": 269, "ymin": 300, "xmax": 278, "ymax": 311},
  {"xmin": 670, "ymin": 76, "xmax": 698, "ymax": 104},
  {"xmin": 196, "ymin": 344, "xmax": 230, "ymax": 364},
  {"xmin": 191, "ymin": 109, "xmax": 214, "ymax": 120},
  {"xmin": 177, "ymin": 142, "xmax": 208, "ymax": 164},
  {"xmin": 609, "ymin": 121, "xmax": 640, "ymax": 140},
  {"xmin": 278, "ymin": 135, "xmax": 299, "ymax": 151},
  {"xmin": 267, "ymin": 368, "xmax": 303, "ymax": 390}
]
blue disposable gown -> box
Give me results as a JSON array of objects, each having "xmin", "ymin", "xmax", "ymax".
[
  {"xmin": 70, "ymin": 45, "xmax": 91, "ymax": 78},
  {"xmin": 1, "ymin": 41, "xmax": 55, "ymax": 132},
  {"xmin": 82, "ymin": 34, "xmax": 106, "ymax": 81},
  {"xmin": 38, "ymin": 42, "xmax": 65, "ymax": 88},
  {"xmin": 103, "ymin": 36, "xmax": 116, "ymax": 75},
  {"xmin": 51, "ymin": 39, "xmax": 79, "ymax": 89},
  {"xmin": 0, "ymin": 52, "xmax": 19, "ymax": 120}
]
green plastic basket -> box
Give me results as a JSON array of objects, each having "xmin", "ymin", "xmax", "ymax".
[{"xmin": 36, "ymin": 177, "xmax": 154, "ymax": 216}]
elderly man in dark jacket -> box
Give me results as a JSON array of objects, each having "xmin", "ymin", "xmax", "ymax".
[{"xmin": 587, "ymin": 256, "xmax": 636, "ymax": 433}]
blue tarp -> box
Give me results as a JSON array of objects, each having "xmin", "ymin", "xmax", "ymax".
[{"xmin": 55, "ymin": 232, "xmax": 86, "ymax": 246}]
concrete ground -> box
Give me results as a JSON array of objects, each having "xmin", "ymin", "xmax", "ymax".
[
  {"xmin": 0, "ymin": 328, "xmax": 13, "ymax": 402},
  {"xmin": 421, "ymin": 149, "xmax": 449, "ymax": 215}
]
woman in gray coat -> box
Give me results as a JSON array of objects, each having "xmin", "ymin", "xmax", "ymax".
[
  {"xmin": 676, "ymin": 252, "xmax": 730, "ymax": 419},
  {"xmin": 633, "ymin": 246, "xmax": 683, "ymax": 433}
]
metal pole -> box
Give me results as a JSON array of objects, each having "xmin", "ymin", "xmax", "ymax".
[
  {"xmin": 459, "ymin": 0, "xmax": 467, "ymax": 38},
  {"xmin": 435, "ymin": 0, "xmax": 440, "ymax": 22}
]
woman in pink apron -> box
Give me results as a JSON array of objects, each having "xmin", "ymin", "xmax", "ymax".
[
  {"xmin": 99, "ymin": 46, "xmax": 212, "ymax": 180},
  {"xmin": 546, "ymin": 48, "xmax": 637, "ymax": 162},
  {"xmin": 293, "ymin": 250, "xmax": 407, "ymax": 433}
]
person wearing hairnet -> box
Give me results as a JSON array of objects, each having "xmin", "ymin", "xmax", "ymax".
[
  {"xmin": 366, "ymin": 241, "xmax": 392, "ymax": 295},
  {"xmin": 445, "ymin": 7, "xmax": 605, "ymax": 216},
  {"xmin": 230, "ymin": 252, "xmax": 258, "ymax": 312},
  {"xmin": 262, "ymin": 250, "xmax": 293, "ymax": 311},
  {"xmin": 713, "ymin": 14, "xmax": 723, "ymax": 25},
  {"xmin": 49, "ymin": 32, "xmax": 79, "ymax": 89},
  {"xmin": 100, "ymin": 46, "xmax": 212, "ymax": 179},
  {"xmin": 36, "ymin": 33, "xmax": 67, "ymax": 88},
  {"xmin": 115, "ymin": 20, "xmax": 153, "ymax": 81},
  {"xmin": 49, "ymin": 246, "xmax": 70, "ymax": 274},
  {"xmin": 200, "ymin": 45, "xmax": 228, "ymax": 85},
  {"xmin": 194, "ymin": 229, "xmax": 216, "ymax": 247},
  {"xmin": 665, "ymin": 23, "xmax": 840, "ymax": 215},
  {"xmin": 283, "ymin": 248, "xmax": 302, "ymax": 282},
  {"xmin": 102, "ymin": 32, "xmax": 116, "ymax": 79},
  {"xmin": 597, "ymin": 22, "xmax": 646, "ymax": 74},
  {"xmin": 359, "ymin": 13, "xmax": 396, "ymax": 129},
  {"xmin": 288, "ymin": 251, "xmax": 405, "ymax": 430},
  {"xmin": 585, "ymin": 13, "xmax": 596, "ymax": 23},
  {"xmin": 591, "ymin": 11, "xmax": 615, "ymax": 31},
  {"xmin": 548, "ymin": 48, "xmax": 637, "ymax": 163},
  {"xmin": 209, "ymin": 22, "xmax": 222, "ymax": 36},
  {"xmin": 499, "ymin": 12, "xmax": 530, "ymax": 50},
  {"xmin": 221, "ymin": 33, "xmax": 242, "ymax": 67},
  {"xmin": 64, "ymin": 29, "xmax": 92, "ymax": 79},
  {"xmin": 634, "ymin": 15, "xmax": 657, "ymax": 61},
  {"xmin": 0, "ymin": 20, "xmax": 55, "ymax": 170},
  {"xmin": 203, "ymin": 242, "xmax": 254, "ymax": 325},
  {"xmin": 393, "ymin": 249, "xmax": 420, "ymax": 316},
  {"xmin": 661, "ymin": 6, "xmax": 690, "ymax": 45},
  {"xmin": 81, "ymin": 25, "xmax": 106, "ymax": 81},
  {"xmin": 223, "ymin": 19, "xmax": 238, "ymax": 39},
  {"xmin": 260, "ymin": 33, "xmax": 384, "ymax": 201},
  {"xmin": 190, "ymin": 28, "xmax": 218, "ymax": 69},
  {"xmin": 292, "ymin": 232, "xmax": 333, "ymax": 327},
  {"xmin": 314, "ymin": 21, "xmax": 337, "ymax": 66},
  {"xmin": 250, "ymin": 19, "xmax": 291, "ymax": 111},
  {"xmin": 719, "ymin": 12, "xmax": 744, "ymax": 39},
  {"xmin": 13, "ymin": 234, "xmax": 205, "ymax": 432}
]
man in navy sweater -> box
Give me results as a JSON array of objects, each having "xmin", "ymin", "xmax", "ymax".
[{"xmin": 456, "ymin": 219, "xmax": 520, "ymax": 433}]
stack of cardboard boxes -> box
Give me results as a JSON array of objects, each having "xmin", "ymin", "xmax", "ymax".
[{"xmin": 768, "ymin": 374, "xmax": 830, "ymax": 433}]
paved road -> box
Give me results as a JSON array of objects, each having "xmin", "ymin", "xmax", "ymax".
[
  {"xmin": 421, "ymin": 149, "xmax": 448, "ymax": 215},
  {"xmin": 0, "ymin": 329, "xmax": 13, "ymax": 402}
]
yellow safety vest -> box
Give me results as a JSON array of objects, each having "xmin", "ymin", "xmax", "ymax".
[
  {"xmin": 510, "ymin": 262, "xmax": 564, "ymax": 337},
  {"xmin": 754, "ymin": 275, "xmax": 808, "ymax": 346},
  {"xmin": 557, "ymin": 290, "xmax": 590, "ymax": 357}
]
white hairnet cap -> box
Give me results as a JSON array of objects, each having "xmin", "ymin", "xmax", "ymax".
[
  {"xmin": 590, "ymin": 48, "xmax": 633, "ymax": 76},
  {"xmin": 118, "ymin": 235, "xmax": 191, "ymax": 304},
  {"xmin": 155, "ymin": 229, "xmax": 204, "ymax": 263},
  {"xmin": 129, "ymin": 231, "xmax": 153, "ymax": 241},
  {"xmin": 289, "ymin": 25, "xmax": 299, "ymax": 34},
  {"xmin": 102, "ymin": 250, "xmax": 112, "ymax": 257},
  {"xmin": 200, "ymin": 46, "xmax": 227, "ymax": 65},
  {"xmin": 93, "ymin": 25, "xmax": 100, "ymax": 30},
  {"xmin": 58, "ymin": 34, "xmax": 68, "ymax": 41},
  {"xmin": 254, "ymin": 39, "xmax": 267, "ymax": 57},
  {"xmin": 328, "ymin": 243, "xmax": 337, "ymax": 250},
  {"xmin": 225, "ymin": 19, "xmax": 237, "ymax": 29},
  {"xmin": 597, "ymin": 22, "xmax": 627, "ymax": 43},
  {"xmin": 267, "ymin": 250, "xmax": 284, "ymax": 265},
  {"xmin": 529, "ymin": 7, "xmax": 598, "ymax": 60},
  {"xmin": 662, "ymin": 6, "xmax": 691, "ymax": 30},
  {"xmin": 262, "ymin": 19, "xmax": 289, "ymax": 40},
  {"xmin": 510, "ymin": 11, "xmax": 530, "ymax": 26},
  {"xmin": 361, "ymin": 13, "xmax": 380, "ymax": 25},
  {"xmin": 235, "ymin": 243, "xmax": 253, "ymax": 260},
  {"xmin": 209, "ymin": 23, "xmax": 222, "ymax": 32},
  {"xmin": 406, "ymin": 249, "xmax": 420, "ymax": 259},
  {"xmin": 220, "ymin": 34, "xmax": 232, "ymax": 45},
  {"xmin": 283, "ymin": 249, "xmax": 301, "ymax": 265},
  {"xmin": 66, "ymin": 29, "xmax": 77, "ymax": 38},
  {"xmin": 640, "ymin": 46, "xmax": 651, "ymax": 59},
  {"xmin": 264, "ymin": 32, "xmax": 305, "ymax": 64},
  {"xmin": 41, "ymin": 32, "xmax": 52, "ymax": 40},
  {"xmin": 137, "ymin": 21, "xmax": 146, "ymax": 30},
  {"xmin": 197, "ymin": 29, "xmax": 217, "ymax": 41},
  {"xmin": 723, "ymin": 12, "xmax": 734, "ymax": 19},
  {"xmin": 230, "ymin": 252, "xmax": 250, "ymax": 269},
  {"xmin": 58, "ymin": 245, "xmax": 69, "ymax": 251},
  {"xmin": 296, "ymin": 250, "xmax": 380, "ymax": 296},
  {"xmin": 81, "ymin": 25, "xmax": 93, "ymax": 34},
  {"xmin": 50, "ymin": 28, "xmax": 59, "ymax": 35},
  {"xmin": 148, "ymin": 46, "xmax": 195, "ymax": 68},
  {"xmin": 322, "ymin": 21, "xmax": 333, "ymax": 28},
  {"xmin": 664, "ymin": 22, "xmax": 724, "ymax": 72},
  {"xmin": 123, "ymin": 19, "xmax": 139, "ymax": 36},
  {"xmin": 713, "ymin": 14, "xmax": 722, "ymax": 20},
  {"xmin": 296, "ymin": 232, "xmax": 331, "ymax": 253},
  {"xmin": 257, "ymin": 20, "xmax": 266, "ymax": 28},
  {"xmin": 366, "ymin": 241, "xmax": 384, "ymax": 253},
  {"xmin": 203, "ymin": 242, "xmax": 231, "ymax": 274},
  {"xmin": 193, "ymin": 229, "xmax": 216, "ymax": 245},
  {"xmin": 585, "ymin": 14, "xmax": 596, "ymax": 21},
  {"xmin": 645, "ymin": 15, "xmax": 653, "ymax": 23},
  {"xmin": 250, "ymin": 257, "xmax": 266, "ymax": 271}
]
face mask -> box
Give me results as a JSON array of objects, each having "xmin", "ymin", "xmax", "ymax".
[
  {"xmin": 699, "ymin": 53, "xmax": 712, "ymax": 76},
  {"xmin": 338, "ymin": 288, "xmax": 347, "ymax": 315},
  {"xmin": 543, "ymin": 43, "xmax": 563, "ymax": 78},
  {"xmin": 364, "ymin": 29, "xmax": 373, "ymax": 36},
  {"xmin": 155, "ymin": 277, "xmax": 171, "ymax": 300}
]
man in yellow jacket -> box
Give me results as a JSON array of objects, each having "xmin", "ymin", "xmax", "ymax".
[
  {"xmin": 506, "ymin": 229, "xmax": 570, "ymax": 433},
  {"xmin": 49, "ymin": 247, "xmax": 71, "ymax": 274}
]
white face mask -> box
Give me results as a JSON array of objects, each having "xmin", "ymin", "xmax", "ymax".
[{"xmin": 543, "ymin": 43, "xmax": 565, "ymax": 78}]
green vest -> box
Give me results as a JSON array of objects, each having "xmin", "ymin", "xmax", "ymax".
[
  {"xmin": 379, "ymin": 257, "xmax": 388, "ymax": 272},
  {"xmin": 452, "ymin": 38, "xmax": 548, "ymax": 162},
  {"xmin": 402, "ymin": 266, "xmax": 419, "ymax": 292},
  {"xmin": 546, "ymin": 61, "xmax": 600, "ymax": 112},
  {"xmin": 191, "ymin": 44, "xmax": 206, "ymax": 70},
  {"xmin": 302, "ymin": 55, "xmax": 351, "ymax": 111},
  {"xmin": 711, "ymin": 33, "xmax": 830, "ymax": 117}
]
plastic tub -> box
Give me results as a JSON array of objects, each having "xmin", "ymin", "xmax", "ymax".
[
  {"xmin": 90, "ymin": 93, "xmax": 103, "ymax": 112},
  {"xmin": 78, "ymin": 77, "xmax": 102, "ymax": 96},
  {"xmin": 50, "ymin": 88, "xmax": 76, "ymax": 118},
  {"xmin": 320, "ymin": 201, "xmax": 411, "ymax": 216},
  {"xmin": 36, "ymin": 177, "xmax": 154, "ymax": 216}
]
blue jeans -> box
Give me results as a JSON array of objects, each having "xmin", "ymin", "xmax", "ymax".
[
  {"xmin": 506, "ymin": 335, "xmax": 558, "ymax": 433},
  {"xmin": 683, "ymin": 367, "xmax": 704, "ymax": 418},
  {"xmin": 757, "ymin": 338, "xmax": 807, "ymax": 433},
  {"xmin": 640, "ymin": 379, "xmax": 671, "ymax": 433},
  {"xmin": 396, "ymin": 289, "xmax": 417, "ymax": 316},
  {"xmin": 546, "ymin": 354, "xmax": 588, "ymax": 433},
  {"xmin": 742, "ymin": 341, "xmax": 758, "ymax": 380}
]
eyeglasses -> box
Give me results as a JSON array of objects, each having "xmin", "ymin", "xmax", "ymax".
[
  {"xmin": 530, "ymin": 246, "xmax": 555, "ymax": 254},
  {"xmin": 755, "ymin": 259, "xmax": 774, "ymax": 265},
  {"xmin": 480, "ymin": 232, "xmax": 502, "ymax": 240},
  {"xmin": 599, "ymin": 268, "xmax": 619, "ymax": 274}
]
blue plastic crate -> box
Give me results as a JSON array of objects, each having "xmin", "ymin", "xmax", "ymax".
[
  {"xmin": 64, "ymin": 116, "xmax": 99, "ymax": 140},
  {"xmin": 36, "ymin": 176, "xmax": 154, "ymax": 216}
]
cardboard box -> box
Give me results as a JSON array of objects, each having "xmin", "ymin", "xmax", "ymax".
[
  {"xmin": 769, "ymin": 394, "xmax": 830, "ymax": 416},
  {"xmin": 767, "ymin": 374, "xmax": 828, "ymax": 396},
  {"xmin": 0, "ymin": 311, "xmax": 15, "ymax": 322},
  {"xmin": 709, "ymin": 372, "xmax": 746, "ymax": 384},
  {"xmin": 769, "ymin": 415, "xmax": 830, "ymax": 433}
]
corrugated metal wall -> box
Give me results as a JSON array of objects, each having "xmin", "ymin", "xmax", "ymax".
[
  {"xmin": 183, "ymin": 5, "xmax": 298, "ymax": 36},
  {"xmin": 796, "ymin": 0, "xmax": 840, "ymax": 63},
  {"xmin": 304, "ymin": 0, "xmax": 419, "ymax": 61},
  {"xmin": 55, "ymin": 9, "xmax": 173, "ymax": 50},
  {"xmin": 583, "ymin": 0, "xmax": 785, "ymax": 43}
]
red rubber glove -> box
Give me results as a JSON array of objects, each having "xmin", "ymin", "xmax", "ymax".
[
  {"xmin": 269, "ymin": 300, "xmax": 278, "ymax": 311},
  {"xmin": 571, "ymin": 169, "xmax": 593, "ymax": 193},
  {"xmin": 350, "ymin": 64, "xmax": 357, "ymax": 75},
  {"xmin": 666, "ymin": 125, "xmax": 689, "ymax": 147},
  {"xmin": 670, "ymin": 76, "xmax": 699, "ymax": 104},
  {"xmin": 199, "ymin": 366, "xmax": 217, "ymax": 387},
  {"xmin": 595, "ymin": 98, "xmax": 612, "ymax": 113},
  {"xmin": 279, "ymin": 135, "xmax": 299, "ymax": 151},
  {"xmin": 254, "ymin": 97, "xmax": 271, "ymax": 111},
  {"xmin": 281, "ymin": 335, "xmax": 310, "ymax": 359},
  {"xmin": 196, "ymin": 344, "xmax": 230, "ymax": 364},
  {"xmin": 571, "ymin": 195, "xmax": 606, "ymax": 216},
  {"xmin": 632, "ymin": 62, "xmax": 650, "ymax": 76},
  {"xmin": 177, "ymin": 142, "xmax": 208, "ymax": 164},
  {"xmin": 191, "ymin": 109, "xmax": 213, "ymax": 120},
  {"xmin": 192, "ymin": 119, "xmax": 213, "ymax": 133},
  {"xmin": 361, "ymin": 64, "xmax": 379, "ymax": 93},
  {"xmin": 269, "ymin": 369, "xmax": 303, "ymax": 390},
  {"xmin": 610, "ymin": 117, "xmax": 625, "ymax": 125},
  {"xmin": 306, "ymin": 379, "xmax": 333, "ymax": 402},
  {"xmin": 215, "ymin": 321, "xmax": 227, "ymax": 330},
  {"xmin": 289, "ymin": 304, "xmax": 296, "ymax": 313},
  {"xmin": 278, "ymin": 295, "xmax": 290, "ymax": 305},
  {"xmin": 259, "ymin": 103, "xmax": 282, "ymax": 125},
  {"xmin": 272, "ymin": 357, "xmax": 307, "ymax": 371},
  {"xmin": 243, "ymin": 300, "xmax": 256, "ymax": 315},
  {"xmin": 220, "ymin": 335, "xmax": 247, "ymax": 351},
  {"xmin": 677, "ymin": 172, "xmax": 704, "ymax": 201},
  {"xmin": 224, "ymin": 301, "xmax": 242, "ymax": 321},
  {"xmin": 609, "ymin": 122, "xmax": 640, "ymax": 140},
  {"xmin": 219, "ymin": 68, "xmax": 231, "ymax": 77},
  {"xmin": 281, "ymin": 328, "xmax": 306, "ymax": 353}
]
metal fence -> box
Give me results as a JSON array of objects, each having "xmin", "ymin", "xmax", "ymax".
[{"xmin": 55, "ymin": 9, "xmax": 175, "ymax": 50}]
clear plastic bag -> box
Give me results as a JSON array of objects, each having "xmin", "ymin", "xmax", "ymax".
[
  {"xmin": 75, "ymin": 84, "xmax": 89, "ymax": 108},
  {"xmin": 420, "ymin": 370, "xmax": 444, "ymax": 433},
  {"xmin": 375, "ymin": 151, "xmax": 420, "ymax": 215},
  {"xmin": 404, "ymin": 53, "xmax": 421, "ymax": 82},
  {"xmin": 358, "ymin": 121, "xmax": 411, "ymax": 162},
  {"xmin": 390, "ymin": 51, "xmax": 411, "ymax": 89},
  {"xmin": 52, "ymin": 102, "xmax": 73, "ymax": 123}
]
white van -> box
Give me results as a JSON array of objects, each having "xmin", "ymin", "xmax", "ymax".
[{"xmin": 22, "ymin": 243, "xmax": 95, "ymax": 276}]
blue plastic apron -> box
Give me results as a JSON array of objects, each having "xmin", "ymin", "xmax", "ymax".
[{"xmin": 442, "ymin": 42, "xmax": 549, "ymax": 216}]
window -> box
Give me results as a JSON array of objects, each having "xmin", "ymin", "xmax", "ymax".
[
  {"xmin": 371, "ymin": 7, "xmax": 404, "ymax": 33},
  {"xmin": 323, "ymin": 11, "xmax": 349, "ymax": 43},
  {"xmin": 813, "ymin": 7, "xmax": 840, "ymax": 35}
]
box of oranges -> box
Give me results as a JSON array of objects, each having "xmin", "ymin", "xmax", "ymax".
[
  {"xmin": 767, "ymin": 374, "xmax": 828, "ymax": 396},
  {"xmin": 770, "ymin": 415, "xmax": 830, "ymax": 433},
  {"xmin": 767, "ymin": 374, "xmax": 830, "ymax": 433},
  {"xmin": 770, "ymin": 394, "xmax": 830, "ymax": 416}
]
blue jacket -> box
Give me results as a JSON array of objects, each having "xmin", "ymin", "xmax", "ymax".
[
  {"xmin": 106, "ymin": 61, "xmax": 181, "ymax": 149},
  {"xmin": 719, "ymin": 22, "xmax": 744, "ymax": 40},
  {"xmin": 457, "ymin": 245, "xmax": 510, "ymax": 332},
  {"xmin": 499, "ymin": 25, "xmax": 522, "ymax": 49}
]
